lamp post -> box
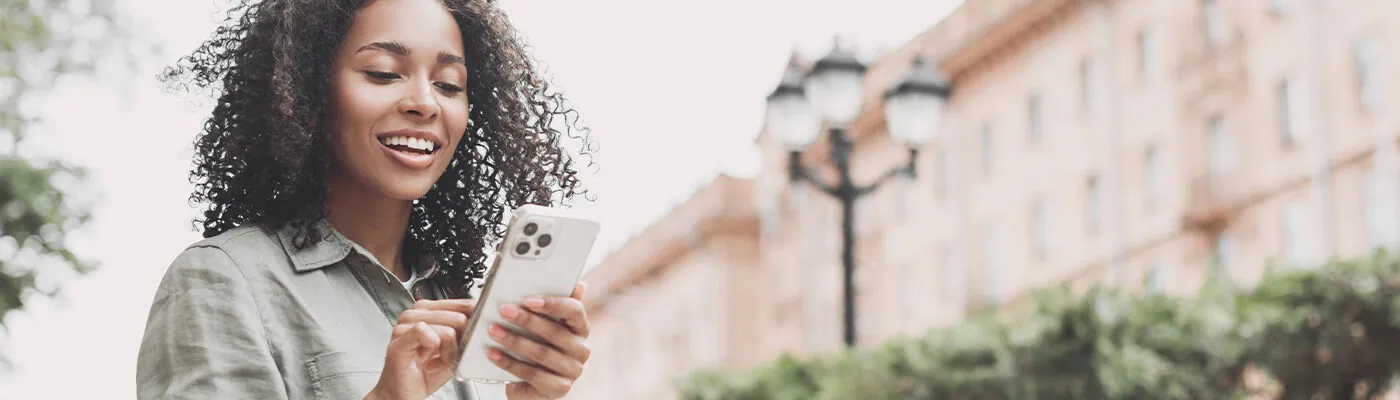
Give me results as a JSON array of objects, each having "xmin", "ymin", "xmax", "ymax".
[{"xmin": 766, "ymin": 44, "xmax": 950, "ymax": 348}]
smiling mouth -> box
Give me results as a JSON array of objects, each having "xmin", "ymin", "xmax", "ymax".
[{"xmin": 378, "ymin": 135, "xmax": 439, "ymax": 155}]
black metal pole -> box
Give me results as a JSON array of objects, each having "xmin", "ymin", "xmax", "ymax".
[
  {"xmin": 788, "ymin": 126, "xmax": 917, "ymax": 349},
  {"xmin": 827, "ymin": 126, "xmax": 859, "ymax": 348},
  {"xmin": 840, "ymin": 184, "xmax": 857, "ymax": 347}
]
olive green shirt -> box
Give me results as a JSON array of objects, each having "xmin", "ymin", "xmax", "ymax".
[{"xmin": 136, "ymin": 220, "xmax": 486, "ymax": 400}]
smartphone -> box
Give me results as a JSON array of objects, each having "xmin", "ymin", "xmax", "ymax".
[{"xmin": 454, "ymin": 204, "xmax": 601, "ymax": 383}]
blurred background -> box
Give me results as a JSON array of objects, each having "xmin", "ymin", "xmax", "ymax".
[{"xmin": 4, "ymin": 0, "xmax": 1400, "ymax": 399}]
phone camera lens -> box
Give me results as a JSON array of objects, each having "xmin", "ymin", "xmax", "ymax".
[
  {"xmin": 523, "ymin": 223, "xmax": 538, "ymax": 236},
  {"xmin": 537, "ymin": 234, "xmax": 552, "ymax": 248},
  {"xmin": 514, "ymin": 242, "xmax": 531, "ymax": 255}
]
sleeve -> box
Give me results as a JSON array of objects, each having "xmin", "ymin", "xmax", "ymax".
[{"xmin": 136, "ymin": 245, "xmax": 289, "ymax": 400}]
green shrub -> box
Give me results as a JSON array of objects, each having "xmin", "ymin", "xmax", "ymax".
[{"xmin": 678, "ymin": 250, "xmax": 1400, "ymax": 399}]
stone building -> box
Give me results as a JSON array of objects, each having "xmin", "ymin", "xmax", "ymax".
[{"xmin": 569, "ymin": 0, "xmax": 1400, "ymax": 398}]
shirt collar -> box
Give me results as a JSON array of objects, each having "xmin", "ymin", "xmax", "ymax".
[
  {"xmin": 275, "ymin": 219, "xmax": 437, "ymax": 276},
  {"xmin": 275, "ymin": 219, "xmax": 355, "ymax": 273}
]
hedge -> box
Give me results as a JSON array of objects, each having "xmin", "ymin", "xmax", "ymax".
[{"xmin": 676, "ymin": 250, "xmax": 1400, "ymax": 400}]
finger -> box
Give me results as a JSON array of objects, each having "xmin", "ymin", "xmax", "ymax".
[
  {"xmin": 388, "ymin": 324, "xmax": 419, "ymax": 359},
  {"xmin": 520, "ymin": 295, "xmax": 591, "ymax": 338},
  {"xmin": 392, "ymin": 322, "xmax": 414, "ymax": 339},
  {"xmin": 504, "ymin": 382, "xmax": 538, "ymax": 399},
  {"xmin": 501, "ymin": 304, "xmax": 591, "ymax": 361},
  {"xmin": 414, "ymin": 322, "xmax": 441, "ymax": 361},
  {"xmin": 571, "ymin": 282, "xmax": 587, "ymax": 301},
  {"xmin": 411, "ymin": 298, "xmax": 477, "ymax": 315},
  {"xmin": 488, "ymin": 323, "xmax": 583, "ymax": 379},
  {"xmin": 424, "ymin": 324, "xmax": 459, "ymax": 373},
  {"xmin": 489, "ymin": 348, "xmax": 572, "ymax": 398},
  {"xmin": 397, "ymin": 309, "xmax": 469, "ymax": 335},
  {"xmin": 434, "ymin": 324, "xmax": 459, "ymax": 359}
]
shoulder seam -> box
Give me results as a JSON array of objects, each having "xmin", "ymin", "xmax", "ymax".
[
  {"xmin": 191, "ymin": 243, "xmax": 284, "ymax": 370},
  {"xmin": 184, "ymin": 225, "xmax": 265, "ymax": 251}
]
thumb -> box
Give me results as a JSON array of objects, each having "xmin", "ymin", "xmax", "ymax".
[{"xmin": 571, "ymin": 281, "xmax": 587, "ymax": 301}]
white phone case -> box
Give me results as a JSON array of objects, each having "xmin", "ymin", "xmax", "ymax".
[{"xmin": 454, "ymin": 204, "xmax": 601, "ymax": 383}]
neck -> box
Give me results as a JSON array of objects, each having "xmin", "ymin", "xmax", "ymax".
[{"xmin": 325, "ymin": 171, "xmax": 414, "ymax": 281}]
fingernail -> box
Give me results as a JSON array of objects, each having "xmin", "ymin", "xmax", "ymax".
[
  {"xmin": 500, "ymin": 304, "xmax": 520, "ymax": 320},
  {"xmin": 489, "ymin": 324, "xmax": 505, "ymax": 338},
  {"xmin": 488, "ymin": 348, "xmax": 502, "ymax": 361},
  {"xmin": 523, "ymin": 297, "xmax": 545, "ymax": 309}
]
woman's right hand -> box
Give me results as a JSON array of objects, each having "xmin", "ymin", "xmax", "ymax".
[{"xmin": 365, "ymin": 299, "xmax": 477, "ymax": 400}]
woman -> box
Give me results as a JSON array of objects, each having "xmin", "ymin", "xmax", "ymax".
[{"xmin": 136, "ymin": 0, "xmax": 595, "ymax": 399}]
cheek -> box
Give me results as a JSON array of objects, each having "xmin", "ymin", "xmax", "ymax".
[
  {"xmin": 445, "ymin": 101, "xmax": 470, "ymax": 147},
  {"xmin": 330, "ymin": 77, "xmax": 393, "ymax": 139}
]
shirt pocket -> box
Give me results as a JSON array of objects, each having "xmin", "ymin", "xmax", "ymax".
[{"xmin": 306, "ymin": 351, "xmax": 381, "ymax": 400}]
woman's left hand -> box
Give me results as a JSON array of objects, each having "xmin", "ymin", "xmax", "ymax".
[{"xmin": 489, "ymin": 282, "xmax": 592, "ymax": 400}]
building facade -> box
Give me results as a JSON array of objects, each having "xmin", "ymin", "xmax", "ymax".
[
  {"xmin": 567, "ymin": 176, "xmax": 763, "ymax": 399},
  {"xmin": 570, "ymin": 0, "xmax": 1400, "ymax": 398}
]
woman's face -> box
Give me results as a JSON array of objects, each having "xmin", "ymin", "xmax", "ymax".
[{"xmin": 328, "ymin": 0, "xmax": 469, "ymax": 201}]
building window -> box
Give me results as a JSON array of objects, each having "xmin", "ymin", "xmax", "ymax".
[
  {"xmin": 1137, "ymin": 28, "xmax": 1154, "ymax": 83},
  {"xmin": 1276, "ymin": 78, "xmax": 1308, "ymax": 146},
  {"xmin": 1145, "ymin": 261, "xmax": 1166, "ymax": 293},
  {"xmin": 612, "ymin": 320, "xmax": 628, "ymax": 379},
  {"xmin": 1355, "ymin": 37, "xmax": 1382, "ymax": 112},
  {"xmin": 1144, "ymin": 145, "xmax": 1162, "ymax": 210},
  {"xmin": 936, "ymin": 147, "xmax": 948, "ymax": 199},
  {"xmin": 1086, "ymin": 175, "xmax": 1102, "ymax": 233},
  {"xmin": 1208, "ymin": 115, "xmax": 1232, "ymax": 177},
  {"xmin": 1362, "ymin": 168, "xmax": 1398, "ymax": 249},
  {"xmin": 1282, "ymin": 200, "xmax": 1314, "ymax": 267},
  {"xmin": 939, "ymin": 245, "xmax": 958, "ymax": 301},
  {"xmin": 1203, "ymin": 0, "xmax": 1230, "ymax": 49},
  {"xmin": 899, "ymin": 254, "xmax": 918, "ymax": 321},
  {"xmin": 984, "ymin": 223, "xmax": 1004, "ymax": 303},
  {"xmin": 1213, "ymin": 233, "xmax": 1234, "ymax": 272},
  {"xmin": 981, "ymin": 122, "xmax": 994, "ymax": 175},
  {"xmin": 1027, "ymin": 92, "xmax": 1043, "ymax": 144},
  {"xmin": 1080, "ymin": 57, "xmax": 1094, "ymax": 112},
  {"xmin": 1032, "ymin": 198, "xmax": 1049, "ymax": 258}
]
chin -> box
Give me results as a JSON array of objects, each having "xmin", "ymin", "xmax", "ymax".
[{"xmin": 377, "ymin": 178, "xmax": 440, "ymax": 202}]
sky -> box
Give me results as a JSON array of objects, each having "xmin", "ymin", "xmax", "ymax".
[{"xmin": 0, "ymin": 0, "xmax": 959, "ymax": 397}]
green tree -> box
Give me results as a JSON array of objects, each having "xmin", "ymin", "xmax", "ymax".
[{"xmin": 1, "ymin": 0, "xmax": 140, "ymax": 335}]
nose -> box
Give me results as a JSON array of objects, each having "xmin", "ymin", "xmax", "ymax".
[{"xmin": 397, "ymin": 79, "xmax": 441, "ymax": 122}]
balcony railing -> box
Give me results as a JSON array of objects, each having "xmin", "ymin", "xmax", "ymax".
[
  {"xmin": 1176, "ymin": 18, "xmax": 1251, "ymax": 103},
  {"xmin": 1183, "ymin": 174, "xmax": 1243, "ymax": 232}
]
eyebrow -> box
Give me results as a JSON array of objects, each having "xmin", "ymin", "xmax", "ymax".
[{"xmin": 356, "ymin": 41, "xmax": 467, "ymax": 66}]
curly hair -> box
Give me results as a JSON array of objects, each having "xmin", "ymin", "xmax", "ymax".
[{"xmin": 161, "ymin": 0, "xmax": 593, "ymax": 298}]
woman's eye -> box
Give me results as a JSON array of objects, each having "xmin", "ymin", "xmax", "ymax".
[
  {"xmin": 435, "ymin": 82, "xmax": 465, "ymax": 94},
  {"xmin": 365, "ymin": 71, "xmax": 400, "ymax": 82}
]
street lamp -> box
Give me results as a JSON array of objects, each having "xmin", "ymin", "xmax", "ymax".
[{"xmin": 766, "ymin": 45, "xmax": 951, "ymax": 348}]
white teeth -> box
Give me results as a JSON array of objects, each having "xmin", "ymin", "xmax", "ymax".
[{"xmin": 382, "ymin": 136, "xmax": 435, "ymax": 152}]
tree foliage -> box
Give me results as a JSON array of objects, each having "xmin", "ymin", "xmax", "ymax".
[
  {"xmin": 679, "ymin": 251, "xmax": 1400, "ymax": 399},
  {"xmin": 1, "ymin": 0, "xmax": 139, "ymax": 328}
]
